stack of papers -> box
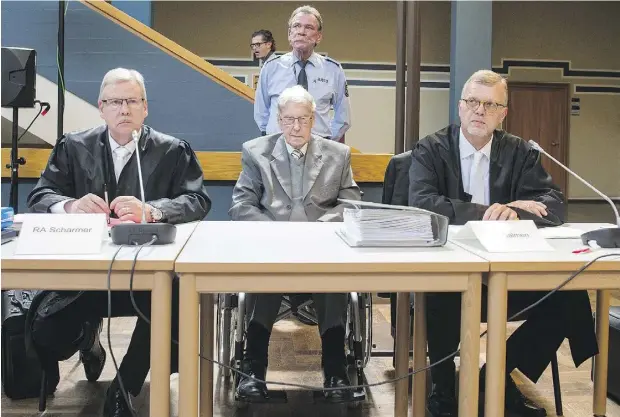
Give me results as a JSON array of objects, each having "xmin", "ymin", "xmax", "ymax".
[{"xmin": 335, "ymin": 199, "xmax": 448, "ymax": 247}]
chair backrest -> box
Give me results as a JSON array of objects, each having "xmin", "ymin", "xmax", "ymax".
[{"xmin": 381, "ymin": 151, "xmax": 413, "ymax": 206}]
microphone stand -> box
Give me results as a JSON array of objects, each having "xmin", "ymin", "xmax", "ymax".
[
  {"xmin": 529, "ymin": 140, "xmax": 620, "ymax": 248},
  {"xmin": 6, "ymin": 108, "xmax": 26, "ymax": 213}
]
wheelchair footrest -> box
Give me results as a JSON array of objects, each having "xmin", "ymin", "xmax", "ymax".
[
  {"xmin": 235, "ymin": 390, "xmax": 288, "ymax": 404},
  {"xmin": 312, "ymin": 389, "xmax": 366, "ymax": 404}
]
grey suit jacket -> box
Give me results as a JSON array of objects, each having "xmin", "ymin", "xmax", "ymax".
[{"xmin": 230, "ymin": 134, "xmax": 361, "ymax": 222}]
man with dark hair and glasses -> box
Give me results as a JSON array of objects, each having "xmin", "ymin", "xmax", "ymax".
[
  {"xmin": 230, "ymin": 85, "xmax": 360, "ymax": 403},
  {"xmin": 250, "ymin": 29, "xmax": 276, "ymax": 66},
  {"xmin": 408, "ymin": 70, "xmax": 598, "ymax": 417},
  {"xmin": 27, "ymin": 67, "xmax": 210, "ymax": 417}
]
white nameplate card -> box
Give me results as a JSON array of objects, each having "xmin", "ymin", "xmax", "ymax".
[
  {"xmin": 15, "ymin": 213, "xmax": 107, "ymax": 255},
  {"xmin": 454, "ymin": 220, "xmax": 553, "ymax": 253}
]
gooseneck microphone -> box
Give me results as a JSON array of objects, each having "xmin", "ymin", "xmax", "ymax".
[
  {"xmin": 529, "ymin": 140, "xmax": 620, "ymax": 248},
  {"xmin": 110, "ymin": 129, "xmax": 177, "ymax": 245},
  {"xmin": 132, "ymin": 129, "xmax": 148, "ymax": 224}
]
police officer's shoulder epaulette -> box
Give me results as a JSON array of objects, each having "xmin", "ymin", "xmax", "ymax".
[
  {"xmin": 324, "ymin": 56, "xmax": 342, "ymax": 67},
  {"xmin": 263, "ymin": 54, "xmax": 283, "ymax": 66}
]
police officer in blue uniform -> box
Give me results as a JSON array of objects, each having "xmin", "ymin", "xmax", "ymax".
[{"xmin": 254, "ymin": 5, "xmax": 351, "ymax": 142}]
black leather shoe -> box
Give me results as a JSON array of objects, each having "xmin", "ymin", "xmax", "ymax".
[
  {"xmin": 80, "ymin": 320, "xmax": 106, "ymax": 382},
  {"xmin": 236, "ymin": 360, "xmax": 268, "ymax": 402},
  {"xmin": 505, "ymin": 376, "xmax": 547, "ymax": 417},
  {"xmin": 427, "ymin": 384, "xmax": 457, "ymax": 417},
  {"xmin": 323, "ymin": 375, "xmax": 352, "ymax": 403},
  {"xmin": 103, "ymin": 385, "xmax": 133, "ymax": 417}
]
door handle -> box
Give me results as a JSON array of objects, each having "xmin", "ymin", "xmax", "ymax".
[{"xmin": 551, "ymin": 142, "xmax": 559, "ymax": 147}]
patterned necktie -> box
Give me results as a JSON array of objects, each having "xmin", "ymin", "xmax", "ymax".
[
  {"xmin": 291, "ymin": 149, "xmax": 304, "ymax": 160},
  {"xmin": 297, "ymin": 60, "xmax": 308, "ymax": 91},
  {"xmin": 113, "ymin": 146, "xmax": 132, "ymax": 181},
  {"xmin": 470, "ymin": 151, "xmax": 487, "ymax": 205}
]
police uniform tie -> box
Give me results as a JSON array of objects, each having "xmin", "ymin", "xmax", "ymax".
[{"xmin": 297, "ymin": 60, "xmax": 309, "ymax": 91}]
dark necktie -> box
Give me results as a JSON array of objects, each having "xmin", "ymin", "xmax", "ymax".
[{"xmin": 297, "ymin": 60, "xmax": 308, "ymax": 91}]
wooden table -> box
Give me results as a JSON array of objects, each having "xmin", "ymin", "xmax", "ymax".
[
  {"xmin": 1, "ymin": 222, "xmax": 199, "ymax": 417},
  {"xmin": 175, "ymin": 221, "xmax": 489, "ymax": 417},
  {"xmin": 451, "ymin": 223, "xmax": 620, "ymax": 417}
]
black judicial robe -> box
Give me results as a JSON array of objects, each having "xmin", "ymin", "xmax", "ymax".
[
  {"xmin": 26, "ymin": 124, "xmax": 211, "ymax": 317},
  {"xmin": 409, "ymin": 124, "xmax": 565, "ymax": 226},
  {"xmin": 28, "ymin": 124, "xmax": 211, "ymax": 224},
  {"xmin": 409, "ymin": 124, "xmax": 598, "ymax": 369}
]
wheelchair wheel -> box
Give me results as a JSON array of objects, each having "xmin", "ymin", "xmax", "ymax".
[
  {"xmin": 346, "ymin": 293, "xmax": 373, "ymax": 370},
  {"xmin": 217, "ymin": 293, "xmax": 237, "ymax": 380},
  {"xmin": 361, "ymin": 293, "xmax": 373, "ymax": 367}
]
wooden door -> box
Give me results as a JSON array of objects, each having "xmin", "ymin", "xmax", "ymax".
[{"xmin": 505, "ymin": 83, "xmax": 570, "ymax": 195}]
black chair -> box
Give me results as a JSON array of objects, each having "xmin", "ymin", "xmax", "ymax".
[
  {"xmin": 380, "ymin": 151, "xmax": 565, "ymax": 416},
  {"xmin": 605, "ymin": 306, "xmax": 620, "ymax": 401}
]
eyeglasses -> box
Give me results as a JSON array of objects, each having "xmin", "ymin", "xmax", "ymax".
[
  {"xmin": 280, "ymin": 116, "xmax": 312, "ymax": 126},
  {"xmin": 460, "ymin": 98, "xmax": 507, "ymax": 113},
  {"xmin": 250, "ymin": 42, "xmax": 267, "ymax": 49},
  {"xmin": 101, "ymin": 98, "xmax": 144, "ymax": 110}
]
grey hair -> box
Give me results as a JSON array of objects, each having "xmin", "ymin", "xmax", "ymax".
[
  {"xmin": 461, "ymin": 69, "xmax": 508, "ymax": 105},
  {"xmin": 288, "ymin": 5, "xmax": 323, "ymax": 31},
  {"xmin": 98, "ymin": 68, "xmax": 147, "ymax": 101},
  {"xmin": 276, "ymin": 85, "xmax": 316, "ymax": 117}
]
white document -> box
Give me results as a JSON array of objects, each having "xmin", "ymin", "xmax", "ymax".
[
  {"xmin": 336, "ymin": 199, "xmax": 449, "ymax": 247},
  {"xmin": 539, "ymin": 226, "xmax": 583, "ymax": 239},
  {"xmin": 454, "ymin": 220, "xmax": 553, "ymax": 252},
  {"xmin": 15, "ymin": 213, "xmax": 107, "ymax": 255}
]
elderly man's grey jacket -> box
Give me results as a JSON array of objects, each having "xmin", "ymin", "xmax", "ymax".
[{"xmin": 229, "ymin": 133, "xmax": 361, "ymax": 222}]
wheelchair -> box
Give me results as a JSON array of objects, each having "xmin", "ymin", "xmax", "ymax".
[{"xmin": 215, "ymin": 292, "xmax": 373, "ymax": 405}]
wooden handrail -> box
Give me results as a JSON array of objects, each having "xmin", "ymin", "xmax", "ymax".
[
  {"xmin": 1, "ymin": 148, "xmax": 391, "ymax": 183},
  {"xmin": 81, "ymin": 0, "xmax": 255, "ymax": 102}
]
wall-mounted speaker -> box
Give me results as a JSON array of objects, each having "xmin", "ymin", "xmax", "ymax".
[{"xmin": 1, "ymin": 47, "xmax": 36, "ymax": 108}]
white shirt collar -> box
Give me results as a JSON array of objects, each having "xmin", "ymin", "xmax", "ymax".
[
  {"xmin": 291, "ymin": 51, "xmax": 319, "ymax": 67},
  {"xmin": 285, "ymin": 141, "xmax": 309, "ymax": 156},
  {"xmin": 459, "ymin": 128, "xmax": 492, "ymax": 160},
  {"xmin": 108, "ymin": 128, "xmax": 140, "ymax": 154}
]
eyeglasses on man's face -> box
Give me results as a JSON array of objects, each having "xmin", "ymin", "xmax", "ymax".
[
  {"xmin": 250, "ymin": 42, "xmax": 268, "ymax": 49},
  {"xmin": 101, "ymin": 98, "xmax": 144, "ymax": 110},
  {"xmin": 460, "ymin": 98, "xmax": 507, "ymax": 114},
  {"xmin": 279, "ymin": 115, "xmax": 312, "ymax": 126}
]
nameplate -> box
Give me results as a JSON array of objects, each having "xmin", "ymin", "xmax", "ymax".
[
  {"xmin": 15, "ymin": 213, "xmax": 107, "ymax": 255},
  {"xmin": 454, "ymin": 220, "xmax": 553, "ymax": 253}
]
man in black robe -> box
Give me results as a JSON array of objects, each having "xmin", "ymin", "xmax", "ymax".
[
  {"xmin": 27, "ymin": 68, "xmax": 211, "ymax": 417},
  {"xmin": 409, "ymin": 70, "xmax": 597, "ymax": 417}
]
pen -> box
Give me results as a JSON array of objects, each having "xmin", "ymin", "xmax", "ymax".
[{"xmin": 104, "ymin": 183, "xmax": 110, "ymax": 224}]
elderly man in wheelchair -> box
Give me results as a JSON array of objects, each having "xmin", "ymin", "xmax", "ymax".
[{"xmin": 228, "ymin": 85, "xmax": 362, "ymax": 403}]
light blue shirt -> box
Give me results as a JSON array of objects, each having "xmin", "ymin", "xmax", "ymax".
[
  {"xmin": 459, "ymin": 129, "xmax": 492, "ymax": 205},
  {"xmin": 254, "ymin": 51, "xmax": 351, "ymax": 141}
]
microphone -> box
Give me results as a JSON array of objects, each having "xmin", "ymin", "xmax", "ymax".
[
  {"xmin": 110, "ymin": 129, "xmax": 177, "ymax": 245},
  {"xmin": 38, "ymin": 101, "xmax": 51, "ymax": 116},
  {"xmin": 529, "ymin": 140, "xmax": 620, "ymax": 248}
]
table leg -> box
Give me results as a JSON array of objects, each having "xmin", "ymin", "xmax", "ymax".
[
  {"xmin": 179, "ymin": 274, "xmax": 199, "ymax": 417},
  {"xmin": 459, "ymin": 273, "xmax": 482, "ymax": 417},
  {"xmin": 412, "ymin": 292, "xmax": 427, "ymax": 417},
  {"xmin": 395, "ymin": 292, "xmax": 411, "ymax": 417},
  {"xmin": 200, "ymin": 294, "xmax": 214, "ymax": 417},
  {"xmin": 150, "ymin": 272, "xmax": 172, "ymax": 417},
  {"xmin": 593, "ymin": 289, "xmax": 610, "ymax": 417},
  {"xmin": 485, "ymin": 272, "xmax": 508, "ymax": 417}
]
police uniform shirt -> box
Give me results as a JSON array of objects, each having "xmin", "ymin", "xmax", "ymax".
[{"xmin": 254, "ymin": 52, "xmax": 351, "ymax": 141}]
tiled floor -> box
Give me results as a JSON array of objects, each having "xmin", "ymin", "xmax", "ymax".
[{"xmin": 2, "ymin": 203, "xmax": 619, "ymax": 417}]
